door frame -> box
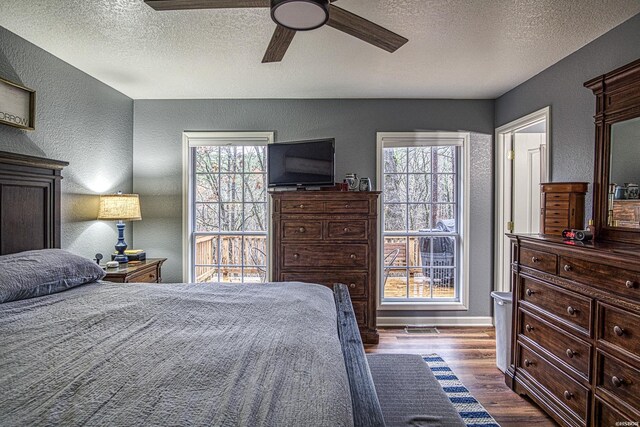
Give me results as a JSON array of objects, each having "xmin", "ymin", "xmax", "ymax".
[{"xmin": 494, "ymin": 107, "xmax": 550, "ymax": 292}]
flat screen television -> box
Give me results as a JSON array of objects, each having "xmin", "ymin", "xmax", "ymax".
[{"xmin": 268, "ymin": 138, "xmax": 335, "ymax": 188}]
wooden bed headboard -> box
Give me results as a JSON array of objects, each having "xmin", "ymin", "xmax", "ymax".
[{"xmin": 0, "ymin": 151, "xmax": 68, "ymax": 255}]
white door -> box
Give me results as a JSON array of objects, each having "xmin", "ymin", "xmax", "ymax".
[
  {"xmin": 513, "ymin": 132, "xmax": 545, "ymax": 234},
  {"xmin": 495, "ymin": 109, "xmax": 549, "ymax": 293}
]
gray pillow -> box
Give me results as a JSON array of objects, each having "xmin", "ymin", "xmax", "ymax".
[{"xmin": 0, "ymin": 249, "xmax": 106, "ymax": 303}]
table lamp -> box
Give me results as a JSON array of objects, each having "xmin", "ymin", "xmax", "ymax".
[{"xmin": 97, "ymin": 192, "xmax": 142, "ymax": 263}]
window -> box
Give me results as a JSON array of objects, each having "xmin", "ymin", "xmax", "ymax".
[
  {"xmin": 377, "ymin": 132, "xmax": 469, "ymax": 309},
  {"xmin": 183, "ymin": 132, "xmax": 274, "ymax": 283}
]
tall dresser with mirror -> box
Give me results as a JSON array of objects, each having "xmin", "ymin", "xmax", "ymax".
[{"xmin": 506, "ymin": 58, "xmax": 640, "ymax": 426}]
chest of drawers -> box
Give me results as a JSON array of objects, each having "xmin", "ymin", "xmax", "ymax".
[
  {"xmin": 507, "ymin": 234, "xmax": 640, "ymax": 426},
  {"xmin": 271, "ymin": 191, "xmax": 380, "ymax": 344},
  {"xmin": 540, "ymin": 183, "xmax": 588, "ymax": 236}
]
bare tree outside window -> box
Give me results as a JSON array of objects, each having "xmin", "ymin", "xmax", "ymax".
[
  {"xmin": 193, "ymin": 145, "xmax": 268, "ymax": 283},
  {"xmin": 382, "ymin": 145, "xmax": 459, "ymax": 300}
]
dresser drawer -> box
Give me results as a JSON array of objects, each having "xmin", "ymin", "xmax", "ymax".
[
  {"xmin": 520, "ymin": 276, "xmax": 592, "ymax": 335},
  {"xmin": 543, "ymin": 226, "xmax": 566, "ymax": 235},
  {"xmin": 597, "ymin": 303, "xmax": 640, "ymax": 357},
  {"xmin": 545, "ymin": 200, "xmax": 570, "ymax": 210},
  {"xmin": 520, "ymin": 247, "xmax": 557, "ymax": 274},
  {"xmin": 282, "ymin": 244, "xmax": 368, "ymax": 268},
  {"xmin": 594, "ymin": 396, "xmax": 637, "ymax": 427},
  {"xmin": 545, "ymin": 209, "xmax": 568, "ymax": 219},
  {"xmin": 326, "ymin": 220, "xmax": 367, "ymax": 240},
  {"xmin": 280, "ymin": 199, "xmax": 324, "ymax": 214},
  {"xmin": 596, "ymin": 350, "xmax": 640, "ymax": 412},
  {"xmin": 282, "ymin": 220, "xmax": 322, "ymax": 240},
  {"xmin": 518, "ymin": 343, "xmax": 590, "ymax": 422},
  {"xmin": 325, "ymin": 199, "xmax": 369, "ymax": 214},
  {"xmin": 544, "ymin": 218, "xmax": 568, "ymax": 228},
  {"xmin": 559, "ymin": 256, "xmax": 640, "ymax": 300},
  {"xmin": 519, "ymin": 309, "xmax": 591, "ymax": 379},
  {"xmin": 546, "ymin": 193, "xmax": 570, "ymax": 202},
  {"xmin": 127, "ymin": 268, "xmax": 158, "ymax": 283},
  {"xmin": 280, "ymin": 272, "xmax": 367, "ymax": 298},
  {"xmin": 352, "ymin": 300, "xmax": 367, "ymax": 325}
]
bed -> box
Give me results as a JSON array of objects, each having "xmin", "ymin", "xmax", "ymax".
[
  {"xmin": 0, "ymin": 151, "xmax": 385, "ymax": 426},
  {"xmin": 0, "ymin": 151, "xmax": 468, "ymax": 427}
]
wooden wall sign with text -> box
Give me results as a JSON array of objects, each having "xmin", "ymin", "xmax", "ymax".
[{"xmin": 0, "ymin": 77, "xmax": 35, "ymax": 130}]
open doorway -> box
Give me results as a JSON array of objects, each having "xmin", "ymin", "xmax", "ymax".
[{"xmin": 494, "ymin": 107, "xmax": 550, "ymax": 292}]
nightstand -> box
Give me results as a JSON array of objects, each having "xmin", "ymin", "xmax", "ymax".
[{"xmin": 102, "ymin": 258, "xmax": 167, "ymax": 283}]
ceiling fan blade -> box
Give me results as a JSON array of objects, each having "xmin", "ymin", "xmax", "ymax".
[
  {"xmin": 144, "ymin": 0, "xmax": 269, "ymax": 11},
  {"xmin": 262, "ymin": 26, "xmax": 296, "ymax": 63},
  {"xmin": 326, "ymin": 5, "xmax": 408, "ymax": 53}
]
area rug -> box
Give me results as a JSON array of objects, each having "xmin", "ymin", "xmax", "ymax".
[{"xmin": 423, "ymin": 355, "xmax": 501, "ymax": 427}]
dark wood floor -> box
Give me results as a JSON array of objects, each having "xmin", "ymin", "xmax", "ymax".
[{"xmin": 365, "ymin": 327, "xmax": 558, "ymax": 427}]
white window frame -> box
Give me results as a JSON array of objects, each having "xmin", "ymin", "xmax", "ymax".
[
  {"xmin": 182, "ymin": 131, "xmax": 274, "ymax": 283},
  {"xmin": 376, "ymin": 132, "xmax": 470, "ymax": 311}
]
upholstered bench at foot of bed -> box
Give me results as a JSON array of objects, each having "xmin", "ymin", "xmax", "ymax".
[{"xmin": 366, "ymin": 354, "xmax": 465, "ymax": 427}]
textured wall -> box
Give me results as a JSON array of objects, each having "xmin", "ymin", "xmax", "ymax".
[
  {"xmin": 0, "ymin": 26, "xmax": 134, "ymax": 259},
  {"xmin": 495, "ymin": 12, "xmax": 640, "ymax": 220},
  {"xmin": 133, "ymin": 99, "xmax": 495, "ymax": 317}
]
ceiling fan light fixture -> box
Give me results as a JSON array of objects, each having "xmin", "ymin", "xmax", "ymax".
[{"xmin": 271, "ymin": 0, "xmax": 329, "ymax": 31}]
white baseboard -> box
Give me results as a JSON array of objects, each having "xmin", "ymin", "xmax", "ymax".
[{"xmin": 377, "ymin": 316, "xmax": 494, "ymax": 327}]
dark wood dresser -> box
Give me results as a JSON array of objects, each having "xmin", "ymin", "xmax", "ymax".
[
  {"xmin": 540, "ymin": 183, "xmax": 588, "ymax": 236},
  {"xmin": 271, "ymin": 191, "xmax": 380, "ymax": 344},
  {"xmin": 507, "ymin": 234, "xmax": 640, "ymax": 426}
]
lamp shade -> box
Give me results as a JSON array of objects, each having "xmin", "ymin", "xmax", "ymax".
[{"xmin": 97, "ymin": 194, "xmax": 142, "ymax": 221}]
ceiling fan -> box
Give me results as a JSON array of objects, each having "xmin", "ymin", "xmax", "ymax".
[{"xmin": 144, "ymin": 0, "xmax": 408, "ymax": 63}]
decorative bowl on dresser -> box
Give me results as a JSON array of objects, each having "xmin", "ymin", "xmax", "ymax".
[
  {"xmin": 271, "ymin": 190, "xmax": 380, "ymax": 344},
  {"xmin": 506, "ymin": 58, "xmax": 640, "ymax": 426}
]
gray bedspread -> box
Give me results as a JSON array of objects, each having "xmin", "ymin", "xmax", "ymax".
[{"xmin": 0, "ymin": 281, "xmax": 353, "ymax": 427}]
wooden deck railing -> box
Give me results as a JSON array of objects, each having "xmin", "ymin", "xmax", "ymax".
[{"xmin": 195, "ymin": 235, "xmax": 267, "ymax": 282}]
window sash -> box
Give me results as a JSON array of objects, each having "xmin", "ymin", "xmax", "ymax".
[
  {"xmin": 380, "ymin": 137, "xmax": 463, "ymax": 304},
  {"xmin": 186, "ymin": 133, "xmax": 272, "ymax": 283}
]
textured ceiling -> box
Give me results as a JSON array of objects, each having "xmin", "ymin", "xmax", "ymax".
[{"xmin": 0, "ymin": 0, "xmax": 639, "ymax": 99}]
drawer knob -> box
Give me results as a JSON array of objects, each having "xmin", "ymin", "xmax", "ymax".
[
  {"xmin": 613, "ymin": 325, "xmax": 625, "ymax": 336},
  {"xmin": 524, "ymin": 359, "xmax": 535, "ymax": 368},
  {"xmin": 298, "ymin": 204, "xmax": 305, "ymax": 209},
  {"xmin": 567, "ymin": 306, "xmax": 577, "ymax": 316},
  {"xmin": 298, "ymin": 227, "xmax": 306, "ymax": 233},
  {"xmin": 531, "ymin": 256, "xmax": 540, "ymax": 263},
  {"xmin": 611, "ymin": 376, "xmax": 625, "ymax": 388},
  {"xmin": 566, "ymin": 349, "xmax": 576, "ymax": 358},
  {"xmin": 343, "ymin": 227, "xmax": 350, "ymax": 232},
  {"xmin": 349, "ymin": 283, "xmax": 356, "ymax": 289},
  {"xmin": 345, "ymin": 204, "xmax": 350, "ymax": 208},
  {"xmin": 564, "ymin": 264, "xmax": 572, "ymax": 272},
  {"xmin": 626, "ymin": 280, "xmax": 636, "ymax": 289},
  {"xmin": 525, "ymin": 289, "xmax": 535, "ymax": 297},
  {"xmin": 293, "ymin": 253, "xmax": 300, "ymax": 259},
  {"xmin": 563, "ymin": 390, "xmax": 573, "ymax": 400},
  {"xmin": 350, "ymin": 253, "xmax": 357, "ymax": 260},
  {"xmin": 525, "ymin": 324, "xmax": 533, "ymax": 333}
]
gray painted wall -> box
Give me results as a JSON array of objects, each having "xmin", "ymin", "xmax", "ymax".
[
  {"xmin": 133, "ymin": 99, "xmax": 495, "ymax": 317},
  {"xmin": 495, "ymin": 12, "xmax": 640, "ymax": 221},
  {"xmin": 0, "ymin": 26, "xmax": 134, "ymax": 260}
]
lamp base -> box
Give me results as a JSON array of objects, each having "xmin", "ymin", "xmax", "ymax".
[{"xmin": 114, "ymin": 221, "xmax": 129, "ymax": 263}]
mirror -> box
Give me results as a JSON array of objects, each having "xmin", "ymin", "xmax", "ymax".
[
  {"xmin": 608, "ymin": 117, "xmax": 640, "ymax": 229},
  {"xmin": 585, "ymin": 58, "xmax": 640, "ymax": 244}
]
